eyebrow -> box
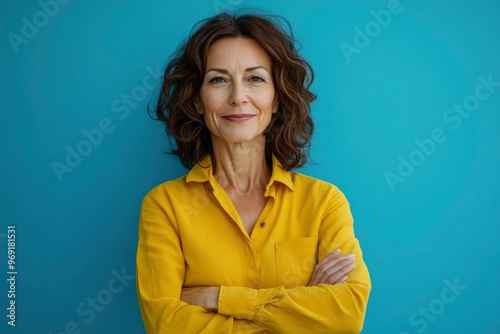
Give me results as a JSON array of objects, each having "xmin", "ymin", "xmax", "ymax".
[{"xmin": 205, "ymin": 66, "xmax": 270, "ymax": 75}]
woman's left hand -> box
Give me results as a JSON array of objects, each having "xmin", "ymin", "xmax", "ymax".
[
  {"xmin": 180, "ymin": 286, "xmax": 220, "ymax": 311},
  {"xmin": 307, "ymin": 250, "xmax": 356, "ymax": 286}
]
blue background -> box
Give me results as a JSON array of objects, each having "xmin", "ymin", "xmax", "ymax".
[{"xmin": 1, "ymin": 0, "xmax": 499, "ymax": 333}]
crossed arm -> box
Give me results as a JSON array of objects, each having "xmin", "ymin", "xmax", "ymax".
[
  {"xmin": 181, "ymin": 249, "xmax": 357, "ymax": 311},
  {"xmin": 137, "ymin": 191, "xmax": 371, "ymax": 333}
]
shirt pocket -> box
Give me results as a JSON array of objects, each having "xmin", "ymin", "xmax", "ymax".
[{"xmin": 275, "ymin": 237, "xmax": 318, "ymax": 288}]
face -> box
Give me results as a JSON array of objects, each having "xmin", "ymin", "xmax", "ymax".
[{"xmin": 198, "ymin": 37, "xmax": 276, "ymax": 146}]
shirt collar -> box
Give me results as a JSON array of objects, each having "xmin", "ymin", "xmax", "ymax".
[
  {"xmin": 185, "ymin": 155, "xmax": 214, "ymax": 183},
  {"xmin": 186, "ymin": 155, "xmax": 294, "ymax": 191}
]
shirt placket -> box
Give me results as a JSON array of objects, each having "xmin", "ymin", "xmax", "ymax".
[{"xmin": 249, "ymin": 187, "xmax": 277, "ymax": 288}]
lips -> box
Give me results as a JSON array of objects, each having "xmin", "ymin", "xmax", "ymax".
[{"xmin": 221, "ymin": 114, "xmax": 255, "ymax": 122}]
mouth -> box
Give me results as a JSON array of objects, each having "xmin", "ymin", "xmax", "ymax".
[{"xmin": 221, "ymin": 114, "xmax": 256, "ymax": 122}]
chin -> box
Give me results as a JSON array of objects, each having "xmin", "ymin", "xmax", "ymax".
[{"xmin": 217, "ymin": 130, "xmax": 266, "ymax": 145}]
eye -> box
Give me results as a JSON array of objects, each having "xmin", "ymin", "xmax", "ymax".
[
  {"xmin": 208, "ymin": 77, "xmax": 226, "ymax": 84},
  {"xmin": 250, "ymin": 76, "xmax": 265, "ymax": 82}
]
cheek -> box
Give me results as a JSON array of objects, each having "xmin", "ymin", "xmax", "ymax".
[
  {"xmin": 258, "ymin": 91, "xmax": 276, "ymax": 110},
  {"xmin": 200, "ymin": 89, "xmax": 226, "ymax": 111}
]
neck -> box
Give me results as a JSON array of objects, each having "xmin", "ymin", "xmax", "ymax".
[{"xmin": 211, "ymin": 136, "xmax": 270, "ymax": 193}]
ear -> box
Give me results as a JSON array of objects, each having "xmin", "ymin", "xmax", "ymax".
[
  {"xmin": 272, "ymin": 99, "xmax": 279, "ymax": 114},
  {"xmin": 194, "ymin": 97, "xmax": 204, "ymax": 115}
]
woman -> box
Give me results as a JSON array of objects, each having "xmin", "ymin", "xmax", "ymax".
[{"xmin": 136, "ymin": 12, "xmax": 371, "ymax": 333}]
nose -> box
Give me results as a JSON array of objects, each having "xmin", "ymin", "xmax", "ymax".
[{"xmin": 228, "ymin": 81, "xmax": 247, "ymax": 106}]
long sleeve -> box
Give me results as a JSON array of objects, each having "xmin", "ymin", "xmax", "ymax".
[
  {"xmin": 136, "ymin": 195, "xmax": 258, "ymax": 333},
  {"xmin": 217, "ymin": 189, "xmax": 371, "ymax": 333},
  {"xmin": 136, "ymin": 158, "xmax": 370, "ymax": 333}
]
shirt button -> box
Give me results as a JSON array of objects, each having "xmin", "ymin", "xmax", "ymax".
[{"xmin": 260, "ymin": 222, "xmax": 266, "ymax": 228}]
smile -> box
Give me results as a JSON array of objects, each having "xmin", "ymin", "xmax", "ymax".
[{"xmin": 221, "ymin": 114, "xmax": 256, "ymax": 122}]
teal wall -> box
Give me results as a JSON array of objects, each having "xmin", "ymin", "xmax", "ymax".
[{"xmin": 1, "ymin": 1, "xmax": 499, "ymax": 333}]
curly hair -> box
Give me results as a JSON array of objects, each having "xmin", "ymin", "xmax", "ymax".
[{"xmin": 154, "ymin": 12, "xmax": 316, "ymax": 170}]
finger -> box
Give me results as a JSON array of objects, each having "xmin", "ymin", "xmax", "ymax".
[
  {"xmin": 309, "ymin": 250, "xmax": 346, "ymax": 286},
  {"xmin": 315, "ymin": 254, "xmax": 355, "ymax": 285},
  {"xmin": 315, "ymin": 254, "xmax": 353, "ymax": 284},
  {"xmin": 327, "ymin": 274, "xmax": 348, "ymax": 285},
  {"xmin": 321, "ymin": 249, "xmax": 342, "ymax": 263},
  {"xmin": 323, "ymin": 261, "xmax": 356, "ymax": 285},
  {"xmin": 308, "ymin": 249, "xmax": 341, "ymax": 286}
]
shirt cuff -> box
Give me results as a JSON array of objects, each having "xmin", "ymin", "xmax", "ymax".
[
  {"xmin": 218, "ymin": 286, "xmax": 285, "ymax": 321},
  {"xmin": 218, "ymin": 286, "xmax": 257, "ymax": 320}
]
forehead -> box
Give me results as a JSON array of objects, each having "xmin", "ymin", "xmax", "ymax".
[{"xmin": 205, "ymin": 37, "xmax": 271, "ymax": 70}]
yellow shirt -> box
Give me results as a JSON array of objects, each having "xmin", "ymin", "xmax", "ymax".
[{"xmin": 136, "ymin": 156, "xmax": 371, "ymax": 333}]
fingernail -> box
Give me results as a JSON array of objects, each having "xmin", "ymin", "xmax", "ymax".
[
  {"xmin": 346, "ymin": 254, "xmax": 355, "ymax": 259},
  {"xmin": 333, "ymin": 249, "xmax": 341, "ymax": 255}
]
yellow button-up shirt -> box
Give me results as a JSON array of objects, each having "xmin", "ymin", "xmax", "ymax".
[{"xmin": 136, "ymin": 156, "xmax": 371, "ymax": 333}]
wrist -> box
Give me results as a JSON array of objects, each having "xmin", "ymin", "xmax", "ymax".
[{"xmin": 207, "ymin": 286, "xmax": 220, "ymax": 311}]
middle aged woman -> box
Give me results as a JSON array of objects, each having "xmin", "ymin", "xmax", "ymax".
[{"xmin": 136, "ymin": 12, "xmax": 371, "ymax": 333}]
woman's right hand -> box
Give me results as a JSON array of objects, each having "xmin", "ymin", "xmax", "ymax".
[{"xmin": 307, "ymin": 249, "xmax": 356, "ymax": 286}]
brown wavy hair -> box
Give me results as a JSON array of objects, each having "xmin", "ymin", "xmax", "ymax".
[{"xmin": 153, "ymin": 12, "xmax": 316, "ymax": 170}]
